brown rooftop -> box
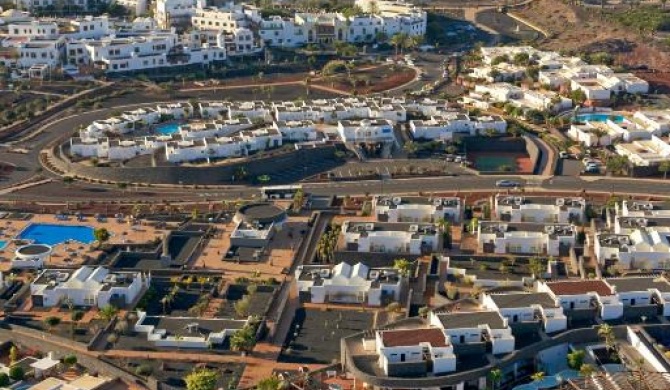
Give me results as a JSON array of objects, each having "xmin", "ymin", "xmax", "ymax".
[
  {"xmin": 547, "ymin": 280, "xmax": 614, "ymax": 296},
  {"xmin": 380, "ymin": 328, "xmax": 448, "ymax": 348}
]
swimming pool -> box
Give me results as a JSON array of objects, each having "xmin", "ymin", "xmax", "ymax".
[
  {"xmin": 156, "ymin": 123, "xmax": 181, "ymax": 135},
  {"xmin": 18, "ymin": 224, "xmax": 95, "ymax": 245},
  {"xmin": 0, "ymin": 240, "xmax": 7, "ymax": 250},
  {"xmin": 575, "ymin": 113, "xmax": 624, "ymax": 123}
]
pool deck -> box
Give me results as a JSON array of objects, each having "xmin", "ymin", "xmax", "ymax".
[{"xmin": 0, "ymin": 214, "xmax": 162, "ymax": 272}]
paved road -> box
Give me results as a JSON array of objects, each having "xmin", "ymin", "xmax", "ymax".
[{"xmin": 5, "ymin": 174, "xmax": 670, "ymax": 204}]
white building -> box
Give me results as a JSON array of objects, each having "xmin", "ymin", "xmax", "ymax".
[
  {"xmin": 273, "ymin": 120, "xmax": 317, "ymax": 141},
  {"xmin": 632, "ymin": 110, "xmax": 670, "ymax": 137},
  {"xmin": 7, "ymin": 21, "xmax": 58, "ymax": 38},
  {"xmin": 374, "ymin": 196, "xmax": 461, "ymax": 223},
  {"xmin": 494, "ymin": 195, "xmax": 586, "ymax": 224},
  {"xmin": 429, "ymin": 311, "xmax": 515, "ymax": 355},
  {"xmin": 133, "ymin": 311, "xmax": 248, "ymax": 349},
  {"xmin": 295, "ymin": 262, "xmax": 402, "ymax": 306},
  {"xmin": 537, "ymin": 280, "xmax": 623, "ymax": 320},
  {"xmin": 337, "ymin": 119, "xmax": 395, "ymax": 143},
  {"xmin": 606, "ymin": 276, "xmax": 670, "ymax": 317},
  {"xmin": 618, "ymin": 200, "xmax": 670, "ymax": 218},
  {"xmin": 11, "ymin": 244, "xmax": 52, "ymax": 270},
  {"xmin": 17, "ymin": 37, "xmax": 65, "ymax": 70},
  {"xmin": 482, "ymin": 292, "xmax": 567, "ymax": 333},
  {"xmin": 376, "ymin": 327, "xmax": 456, "ymax": 376},
  {"xmin": 595, "ymin": 219, "xmax": 670, "ymax": 271},
  {"xmin": 341, "ymin": 221, "xmax": 439, "ymax": 255},
  {"xmin": 615, "ymin": 136, "xmax": 670, "ymax": 167},
  {"xmin": 155, "ymin": 0, "xmax": 205, "ymax": 27},
  {"xmin": 477, "ymin": 221, "xmax": 577, "ymax": 257},
  {"xmin": 30, "ymin": 266, "xmax": 149, "ymax": 308}
]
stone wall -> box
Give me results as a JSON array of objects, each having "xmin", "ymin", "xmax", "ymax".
[{"xmin": 51, "ymin": 144, "xmax": 338, "ymax": 185}]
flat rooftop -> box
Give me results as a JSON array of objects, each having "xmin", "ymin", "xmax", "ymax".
[
  {"xmin": 488, "ymin": 292, "xmax": 558, "ymax": 309},
  {"xmin": 380, "ymin": 327, "xmax": 448, "ymax": 348},
  {"xmin": 545, "ymin": 280, "xmax": 614, "ymax": 296},
  {"xmin": 435, "ymin": 311, "xmax": 506, "ymax": 330},
  {"xmin": 607, "ymin": 277, "xmax": 670, "ymax": 293}
]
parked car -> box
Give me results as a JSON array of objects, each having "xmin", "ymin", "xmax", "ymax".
[
  {"xmin": 496, "ymin": 180, "xmax": 521, "ymax": 188},
  {"xmin": 559, "ymin": 151, "xmax": 569, "ymax": 159}
]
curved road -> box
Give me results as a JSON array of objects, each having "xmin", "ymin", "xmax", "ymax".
[{"xmin": 1, "ymin": 97, "xmax": 670, "ymax": 202}]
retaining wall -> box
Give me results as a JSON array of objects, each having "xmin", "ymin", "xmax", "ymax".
[{"xmin": 50, "ymin": 145, "xmax": 337, "ymax": 185}]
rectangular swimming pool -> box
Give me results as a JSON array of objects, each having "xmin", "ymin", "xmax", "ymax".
[
  {"xmin": 18, "ymin": 224, "xmax": 95, "ymax": 245},
  {"xmin": 156, "ymin": 123, "xmax": 181, "ymax": 135}
]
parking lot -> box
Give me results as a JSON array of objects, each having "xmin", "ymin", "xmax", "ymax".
[{"xmin": 279, "ymin": 308, "xmax": 374, "ymax": 364}]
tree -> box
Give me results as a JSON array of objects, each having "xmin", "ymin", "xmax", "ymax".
[
  {"xmin": 234, "ymin": 296, "xmax": 251, "ymax": 318},
  {"xmin": 8, "ymin": 366, "xmax": 24, "ymax": 381},
  {"xmin": 418, "ymin": 306, "xmax": 431, "ymax": 318},
  {"xmin": 185, "ymin": 369, "xmax": 219, "ymax": 390},
  {"xmin": 63, "ymin": 176, "xmax": 75, "ymax": 187},
  {"xmin": 393, "ymin": 258, "xmax": 412, "ymax": 277},
  {"xmin": 0, "ymin": 373, "xmax": 9, "ymax": 387},
  {"xmin": 513, "ymin": 52, "xmax": 530, "ymax": 66},
  {"xmin": 136, "ymin": 364, "xmax": 153, "ymax": 376},
  {"xmin": 489, "ymin": 368, "xmax": 502, "ymax": 390},
  {"xmin": 567, "ymin": 349, "xmax": 585, "ymax": 369},
  {"xmin": 598, "ymin": 324, "xmax": 616, "ymax": 353},
  {"xmin": 659, "ymin": 160, "xmax": 670, "ymax": 179},
  {"xmin": 230, "ymin": 325, "xmax": 256, "ymax": 352},
  {"xmin": 44, "ymin": 316, "xmax": 61, "ymax": 332},
  {"xmin": 8, "ymin": 346, "xmax": 18, "ymax": 365},
  {"xmin": 256, "ymin": 376, "xmax": 282, "ymax": 390},
  {"xmin": 98, "ymin": 304, "xmax": 118, "ymax": 322},
  {"xmin": 579, "ymin": 363, "xmax": 596, "ymax": 377},
  {"xmin": 106, "ymin": 333, "xmax": 118, "ymax": 347},
  {"xmin": 529, "ymin": 256, "xmax": 545, "ymax": 279},
  {"xmin": 93, "ymin": 227, "xmax": 110, "ymax": 243},
  {"xmin": 469, "ymin": 217, "xmax": 479, "ymax": 234},
  {"xmin": 403, "ymin": 141, "xmax": 418, "ymax": 156},
  {"xmin": 63, "ymin": 354, "xmax": 77, "ymax": 367},
  {"xmin": 530, "ymin": 372, "xmax": 545, "ymax": 382},
  {"xmin": 606, "ymin": 155, "xmax": 628, "ymax": 176},
  {"xmin": 292, "ymin": 188, "xmax": 305, "ymax": 211},
  {"xmin": 390, "ymin": 33, "xmax": 409, "ymax": 55}
]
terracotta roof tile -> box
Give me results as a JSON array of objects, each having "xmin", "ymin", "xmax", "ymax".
[
  {"xmin": 380, "ymin": 328, "xmax": 448, "ymax": 348},
  {"xmin": 546, "ymin": 280, "xmax": 614, "ymax": 296}
]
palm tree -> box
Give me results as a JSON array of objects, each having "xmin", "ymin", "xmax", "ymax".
[
  {"xmin": 659, "ymin": 160, "xmax": 670, "ymax": 179},
  {"xmin": 98, "ymin": 305, "xmax": 118, "ymax": 322},
  {"xmin": 393, "ymin": 258, "xmax": 412, "ymax": 277},
  {"xmin": 598, "ymin": 323, "xmax": 617, "ymax": 356},
  {"xmin": 390, "ymin": 33, "xmax": 408, "ymax": 56},
  {"xmin": 530, "ymin": 372, "xmax": 545, "ymax": 382},
  {"xmin": 579, "ymin": 363, "xmax": 595, "ymax": 377},
  {"xmin": 489, "ymin": 368, "xmax": 502, "ymax": 390}
]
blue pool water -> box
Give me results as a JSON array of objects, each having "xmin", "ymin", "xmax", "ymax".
[
  {"xmin": 575, "ymin": 113, "xmax": 624, "ymax": 123},
  {"xmin": 18, "ymin": 224, "xmax": 95, "ymax": 245},
  {"xmin": 156, "ymin": 123, "xmax": 181, "ymax": 135},
  {"xmin": 0, "ymin": 240, "xmax": 7, "ymax": 250}
]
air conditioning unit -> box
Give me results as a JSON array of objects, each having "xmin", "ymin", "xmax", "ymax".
[
  {"xmin": 637, "ymin": 218, "xmax": 647, "ymax": 227},
  {"xmin": 393, "ymin": 197, "xmax": 402, "ymax": 205},
  {"xmin": 409, "ymin": 224, "xmax": 419, "ymax": 232},
  {"xmin": 433, "ymin": 198, "xmax": 443, "ymax": 207},
  {"xmin": 556, "ymin": 198, "xmax": 565, "ymax": 207},
  {"xmin": 365, "ymin": 223, "xmax": 374, "ymax": 231}
]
